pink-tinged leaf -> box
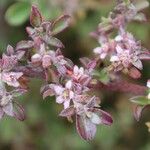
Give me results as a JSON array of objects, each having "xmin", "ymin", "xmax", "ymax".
[
  {"xmin": 76, "ymin": 114, "xmax": 97, "ymax": 141},
  {"xmin": 10, "ymin": 89, "xmax": 27, "ymax": 97},
  {"xmin": 132, "ymin": 59, "xmax": 143, "ymax": 70},
  {"xmin": 42, "ymin": 35, "xmax": 64, "ymax": 48},
  {"xmin": 59, "ymin": 106, "xmax": 75, "ymax": 117},
  {"xmin": 88, "ymin": 108, "xmax": 113, "ymax": 125},
  {"xmin": 139, "ymin": 51, "xmax": 150, "ymax": 60},
  {"xmin": 7, "ymin": 45, "xmax": 14, "ymax": 55},
  {"xmin": 128, "ymin": 67, "xmax": 141, "ymax": 79},
  {"xmin": 13, "ymin": 101, "xmax": 26, "ymax": 121},
  {"xmin": 16, "ymin": 40, "xmax": 34, "ymax": 51},
  {"xmin": 26, "ymin": 27, "xmax": 35, "ymax": 36},
  {"xmin": 133, "ymin": 104, "xmax": 150, "ymax": 121},
  {"xmin": 133, "ymin": 105, "xmax": 144, "ymax": 121},
  {"xmin": 3, "ymin": 103, "xmax": 14, "ymax": 117},
  {"xmin": 43, "ymin": 89, "xmax": 55, "ymax": 99},
  {"xmin": 86, "ymin": 96, "xmax": 97, "ymax": 108},
  {"xmin": 52, "ymin": 15, "xmax": 70, "ymax": 35},
  {"xmin": 30, "ymin": 5, "xmax": 42, "ymax": 27}
]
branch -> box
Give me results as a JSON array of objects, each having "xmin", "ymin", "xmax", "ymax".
[{"xmin": 90, "ymin": 80, "xmax": 147, "ymax": 95}]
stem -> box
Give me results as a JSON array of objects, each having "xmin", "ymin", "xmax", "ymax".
[{"xmin": 89, "ymin": 80, "xmax": 147, "ymax": 95}]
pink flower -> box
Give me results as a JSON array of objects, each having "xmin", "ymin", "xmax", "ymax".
[
  {"xmin": 1, "ymin": 72, "xmax": 23, "ymax": 87},
  {"xmin": 110, "ymin": 45, "xmax": 143, "ymax": 71},
  {"xmin": 93, "ymin": 44, "xmax": 109, "ymax": 59},
  {"xmin": 51, "ymin": 80, "xmax": 74, "ymax": 109}
]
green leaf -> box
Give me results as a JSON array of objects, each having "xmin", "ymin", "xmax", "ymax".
[
  {"xmin": 130, "ymin": 96, "xmax": 150, "ymax": 106},
  {"xmin": 51, "ymin": 15, "xmax": 70, "ymax": 35},
  {"xmin": 5, "ymin": 2, "xmax": 31, "ymax": 26},
  {"xmin": 93, "ymin": 69, "xmax": 110, "ymax": 84}
]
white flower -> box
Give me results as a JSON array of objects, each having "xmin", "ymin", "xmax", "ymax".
[{"xmin": 51, "ymin": 80, "xmax": 74, "ymax": 109}]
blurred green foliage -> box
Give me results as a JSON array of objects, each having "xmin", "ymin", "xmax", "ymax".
[{"xmin": 0, "ymin": 0, "xmax": 150, "ymax": 149}]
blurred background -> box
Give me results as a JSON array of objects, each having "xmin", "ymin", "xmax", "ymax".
[{"xmin": 0, "ymin": 0, "xmax": 150, "ymax": 149}]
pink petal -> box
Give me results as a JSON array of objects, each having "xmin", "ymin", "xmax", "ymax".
[
  {"xmin": 64, "ymin": 100, "xmax": 70, "ymax": 109},
  {"xmin": 110, "ymin": 56, "xmax": 119, "ymax": 62},
  {"xmin": 65, "ymin": 80, "xmax": 72, "ymax": 89},
  {"xmin": 93, "ymin": 47, "xmax": 102, "ymax": 54},
  {"xmin": 56, "ymin": 96, "xmax": 64, "ymax": 104}
]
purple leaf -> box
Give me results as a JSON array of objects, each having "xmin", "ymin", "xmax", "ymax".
[
  {"xmin": 52, "ymin": 15, "xmax": 70, "ymax": 35},
  {"xmin": 16, "ymin": 40, "xmax": 34, "ymax": 51},
  {"xmin": 6, "ymin": 45, "xmax": 14, "ymax": 55},
  {"xmin": 76, "ymin": 114, "xmax": 97, "ymax": 141},
  {"xmin": 128, "ymin": 67, "xmax": 141, "ymax": 79},
  {"xmin": 42, "ymin": 35, "xmax": 64, "ymax": 48},
  {"xmin": 30, "ymin": 5, "xmax": 42, "ymax": 27},
  {"xmin": 13, "ymin": 101, "xmax": 26, "ymax": 121},
  {"xmin": 43, "ymin": 89, "xmax": 55, "ymax": 99},
  {"xmin": 133, "ymin": 105, "xmax": 144, "ymax": 121},
  {"xmin": 59, "ymin": 106, "xmax": 75, "ymax": 117},
  {"xmin": 88, "ymin": 108, "xmax": 113, "ymax": 125},
  {"xmin": 3, "ymin": 103, "xmax": 14, "ymax": 117},
  {"xmin": 133, "ymin": 105, "xmax": 150, "ymax": 121}
]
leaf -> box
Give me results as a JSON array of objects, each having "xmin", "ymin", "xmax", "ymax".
[
  {"xmin": 16, "ymin": 40, "xmax": 34, "ymax": 51},
  {"xmin": 134, "ymin": 0, "xmax": 149, "ymax": 11},
  {"xmin": 13, "ymin": 101, "xmax": 26, "ymax": 121},
  {"xmin": 52, "ymin": 15, "xmax": 70, "ymax": 35},
  {"xmin": 133, "ymin": 105, "xmax": 144, "ymax": 121},
  {"xmin": 130, "ymin": 96, "xmax": 150, "ymax": 106},
  {"xmin": 76, "ymin": 114, "xmax": 97, "ymax": 141},
  {"xmin": 30, "ymin": 5, "xmax": 42, "ymax": 27},
  {"xmin": 89, "ymin": 108, "xmax": 113, "ymax": 126},
  {"xmin": 42, "ymin": 89, "xmax": 55, "ymax": 99},
  {"xmin": 42, "ymin": 35, "xmax": 64, "ymax": 48},
  {"xmin": 5, "ymin": 2, "xmax": 30, "ymax": 26},
  {"xmin": 93, "ymin": 69, "xmax": 110, "ymax": 84},
  {"xmin": 128, "ymin": 67, "xmax": 141, "ymax": 79},
  {"xmin": 59, "ymin": 106, "xmax": 75, "ymax": 117}
]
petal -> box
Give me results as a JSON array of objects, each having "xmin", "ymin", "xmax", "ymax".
[
  {"xmin": 56, "ymin": 96, "xmax": 64, "ymax": 104},
  {"xmin": 64, "ymin": 100, "xmax": 70, "ymax": 109},
  {"xmin": 100, "ymin": 53, "xmax": 107, "ymax": 59},
  {"xmin": 79, "ymin": 67, "xmax": 84, "ymax": 75},
  {"xmin": 115, "ymin": 35, "xmax": 123, "ymax": 42},
  {"xmin": 73, "ymin": 65, "xmax": 79, "ymax": 74},
  {"xmin": 93, "ymin": 47, "xmax": 102, "ymax": 54},
  {"xmin": 53, "ymin": 85, "xmax": 64, "ymax": 95},
  {"xmin": 65, "ymin": 80, "xmax": 72, "ymax": 89},
  {"xmin": 116, "ymin": 45, "xmax": 123, "ymax": 53},
  {"xmin": 110, "ymin": 56, "xmax": 119, "ymax": 62},
  {"xmin": 69, "ymin": 91, "xmax": 74, "ymax": 99}
]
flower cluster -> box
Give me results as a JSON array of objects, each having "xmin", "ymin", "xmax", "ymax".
[
  {"xmin": 0, "ymin": 0, "xmax": 150, "ymax": 141},
  {"xmin": 92, "ymin": 0, "xmax": 150, "ymax": 78}
]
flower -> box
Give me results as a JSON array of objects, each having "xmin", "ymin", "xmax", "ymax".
[
  {"xmin": 0, "ymin": 72, "xmax": 23, "ymax": 87},
  {"xmin": 93, "ymin": 44, "xmax": 109, "ymax": 59},
  {"xmin": 110, "ymin": 45, "xmax": 143, "ymax": 71},
  {"xmin": 50, "ymin": 80, "xmax": 74, "ymax": 109}
]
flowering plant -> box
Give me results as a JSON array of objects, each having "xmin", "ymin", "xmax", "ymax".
[{"xmin": 0, "ymin": 0, "xmax": 150, "ymax": 141}]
